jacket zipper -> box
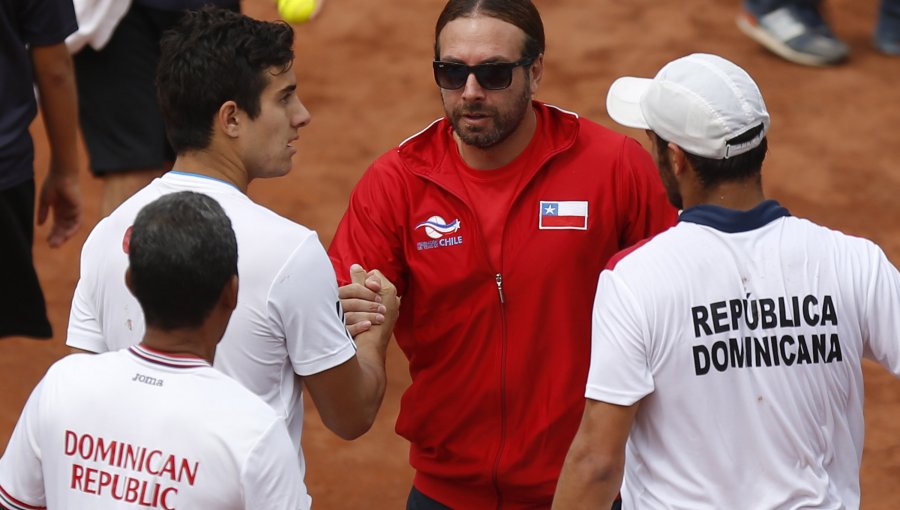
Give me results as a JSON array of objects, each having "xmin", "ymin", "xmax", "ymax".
[
  {"xmin": 405, "ymin": 119, "xmax": 575, "ymax": 507},
  {"xmin": 492, "ymin": 272, "xmax": 508, "ymax": 509},
  {"xmin": 410, "ymin": 174, "xmax": 511, "ymax": 507}
]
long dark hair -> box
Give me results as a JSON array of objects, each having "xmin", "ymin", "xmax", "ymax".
[{"xmin": 434, "ymin": 0, "xmax": 545, "ymax": 60}]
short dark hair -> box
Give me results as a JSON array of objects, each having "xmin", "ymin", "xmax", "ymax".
[
  {"xmin": 129, "ymin": 191, "xmax": 238, "ymax": 330},
  {"xmin": 156, "ymin": 7, "xmax": 294, "ymax": 153},
  {"xmin": 652, "ymin": 132, "xmax": 768, "ymax": 189},
  {"xmin": 434, "ymin": 0, "xmax": 545, "ymax": 60}
]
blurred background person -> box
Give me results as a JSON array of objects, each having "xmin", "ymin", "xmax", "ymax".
[
  {"xmin": 66, "ymin": 0, "xmax": 240, "ymax": 217},
  {"xmin": 737, "ymin": 0, "xmax": 900, "ymax": 66},
  {"xmin": 0, "ymin": 0, "xmax": 81, "ymax": 340}
]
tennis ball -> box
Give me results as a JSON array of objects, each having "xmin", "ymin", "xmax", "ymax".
[{"xmin": 277, "ymin": 0, "xmax": 319, "ymax": 24}]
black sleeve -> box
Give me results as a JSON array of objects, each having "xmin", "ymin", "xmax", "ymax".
[{"xmin": 17, "ymin": 0, "xmax": 78, "ymax": 47}]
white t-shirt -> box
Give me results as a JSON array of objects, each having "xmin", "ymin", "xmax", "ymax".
[
  {"xmin": 587, "ymin": 201, "xmax": 900, "ymax": 510},
  {"xmin": 67, "ymin": 172, "xmax": 357, "ymax": 496},
  {"xmin": 0, "ymin": 346, "xmax": 305, "ymax": 510}
]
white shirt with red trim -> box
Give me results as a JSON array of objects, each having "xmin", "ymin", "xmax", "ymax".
[
  {"xmin": 0, "ymin": 346, "xmax": 306, "ymax": 510},
  {"xmin": 65, "ymin": 172, "xmax": 356, "ymax": 498},
  {"xmin": 586, "ymin": 201, "xmax": 900, "ymax": 509}
]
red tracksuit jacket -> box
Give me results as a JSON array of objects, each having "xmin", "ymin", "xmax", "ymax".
[{"xmin": 329, "ymin": 102, "xmax": 677, "ymax": 509}]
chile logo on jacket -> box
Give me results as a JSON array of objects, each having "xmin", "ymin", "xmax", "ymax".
[{"xmin": 415, "ymin": 216, "xmax": 463, "ymax": 251}]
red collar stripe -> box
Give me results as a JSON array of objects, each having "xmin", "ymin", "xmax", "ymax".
[
  {"xmin": 0, "ymin": 485, "xmax": 46, "ymax": 510},
  {"xmin": 128, "ymin": 345, "xmax": 210, "ymax": 369}
]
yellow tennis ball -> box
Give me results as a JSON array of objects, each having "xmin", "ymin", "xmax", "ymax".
[{"xmin": 277, "ymin": 0, "xmax": 318, "ymax": 24}]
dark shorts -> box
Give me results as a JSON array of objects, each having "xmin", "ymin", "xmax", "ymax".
[
  {"xmin": 406, "ymin": 486, "xmax": 452, "ymax": 510},
  {"xmin": 0, "ymin": 179, "xmax": 52, "ymax": 339},
  {"xmin": 405, "ymin": 485, "xmax": 623, "ymax": 510},
  {"xmin": 73, "ymin": 3, "xmax": 183, "ymax": 176}
]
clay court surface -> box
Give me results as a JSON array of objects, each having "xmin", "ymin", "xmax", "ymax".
[{"xmin": 2, "ymin": 0, "xmax": 899, "ymax": 507}]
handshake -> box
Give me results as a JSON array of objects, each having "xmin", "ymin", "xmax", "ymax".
[{"xmin": 339, "ymin": 264, "xmax": 400, "ymax": 339}]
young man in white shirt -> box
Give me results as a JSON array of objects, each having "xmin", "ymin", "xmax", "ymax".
[
  {"xmin": 65, "ymin": 8, "xmax": 398, "ymax": 507},
  {"xmin": 553, "ymin": 53, "xmax": 900, "ymax": 510}
]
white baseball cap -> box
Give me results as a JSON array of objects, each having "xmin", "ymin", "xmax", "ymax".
[{"xmin": 606, "ymin": 53, "xmax": 770, "ymax": 160}]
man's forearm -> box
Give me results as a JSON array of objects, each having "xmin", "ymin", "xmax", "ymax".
[
  {"xmin": 302, "ymin": 321, "xmax": 394, "ymax": 440},
  {"xmin": 553, "ymin": 399, "xmax": 637, "ymax": 509},
  {"xmin": 552, "ymin": 446, "xmax": 622, "ymax": 509},
  {"xmin": 350, "ymin": 326, "xmax": 391, "ymax": 422},
  {"xmin": 305, "ymin": 265, "xmax": 397, "ymax": 439},
  {"xmin": 31, "ymin": 42, "xmax": 79, "ymax": 176}
]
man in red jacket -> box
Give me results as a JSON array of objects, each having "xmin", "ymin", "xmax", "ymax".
[{"xmin": 329, "ymin": 0, "xmax": 677, "ymax": 508}]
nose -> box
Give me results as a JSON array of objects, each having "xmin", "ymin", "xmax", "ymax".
[
  {"xmin": 460, "ymin": 72, "xmax": 486, "ymax": 102},
  {"xmin": 293, "ymin": 98, "xmax": 311, "ymax": 128}
]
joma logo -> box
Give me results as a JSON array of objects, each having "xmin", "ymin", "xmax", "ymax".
[{"xmin": 132, "ymin": 373, "xmax": 164, "ymax": 387}]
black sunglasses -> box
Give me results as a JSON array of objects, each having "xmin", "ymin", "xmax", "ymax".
[{"xmin": 432, "ymin": 57, "xmax": 535, "ymax": 90}]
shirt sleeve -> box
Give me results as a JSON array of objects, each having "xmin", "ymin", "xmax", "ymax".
[
  {"xmin": 0, "ymin": 378, "xmax": 48, "ymax": 509},
  {"xmin": 862, "ymin": 246, "xmax": 900, "ymax": 373},
  {"xmin": 241, "ymin": 420, "xmax": 308, "ymax": 510},
  {"xmin": 328, "ymin": 158, "xmax": 408, "ymax": 295},
  {"xmin": 267, "ymin": 234, "xmax": 357, "ymax": 376},
  {"xmin": 616, "ymin": 137, "xmax": 679, "ymax": 248},
  {"xmin": 585, "ymin": 269, "xmax": 654, "ymax": 406},
  {"xmin": 18, "ymin": 0, "xmax": 78, "ymax": 47},
  {"xmin": 65, "ymin": 234, "xmax": 109, "ymax": 353}
]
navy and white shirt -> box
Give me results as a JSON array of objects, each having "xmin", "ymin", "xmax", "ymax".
[{"xmin": 587, "ymin": 200, "xmax": 900, "ymax": 509}]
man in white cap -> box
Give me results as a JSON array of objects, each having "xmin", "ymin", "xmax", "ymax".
[{"xmin": 552, "ymin": 53, "xmax": 900, "ymax": 509}]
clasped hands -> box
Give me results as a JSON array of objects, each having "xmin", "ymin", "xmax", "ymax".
[{"xmin": 338, "ymin": 264, "xmax": 399, "ymax": 337}]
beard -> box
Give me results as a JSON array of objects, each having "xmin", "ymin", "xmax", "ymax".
[
  {"xmin": 652, "ymin": 134, "xmax": 684, "ymax": 210},
  {"xmin": 446, "ymin": 84, "xmax": 532, "ymax": 149},
  {"xmin": 655, "ymin": 148, "xmax": 684, "ymax": 210}
]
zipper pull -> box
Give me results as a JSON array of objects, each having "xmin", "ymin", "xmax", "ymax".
[{"xmin": 496, "ymin": 273, "xmax": 505, "ymax": 304}]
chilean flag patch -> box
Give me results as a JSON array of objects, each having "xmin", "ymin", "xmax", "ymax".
[{"xmin": 539, "ymin": 201, "xmax": 588, "ymax": 230}]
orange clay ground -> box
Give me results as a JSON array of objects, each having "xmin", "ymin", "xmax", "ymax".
[{"xmin": 2, "ymin": 0, "xmax": 898, "ymax": 507}]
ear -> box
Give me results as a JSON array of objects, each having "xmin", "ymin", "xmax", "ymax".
[
  {"xmin": 218, "ymin": 101, "xmax": 241, "ymax": 139},
  {"xmin": 124, "ymin": 268, "xmax": 134, "ymax": 296},
  {"xmin": 528, "ymin": 53, "xmax": 544, "ymax": 95},
  {"xmin": 221, "ymin": 274, "xmax": 239, "ymax": 312}
]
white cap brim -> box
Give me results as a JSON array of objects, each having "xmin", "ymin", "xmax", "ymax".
[{"xmin": 606, "ymin": 77, "xmax": 652, "ymax": 130}]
